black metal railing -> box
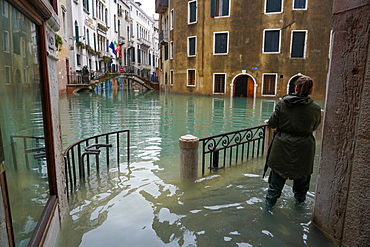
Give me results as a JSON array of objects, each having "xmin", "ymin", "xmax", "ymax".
[
  {"xmin": 199, "ymin": 125, "xmax": 267, "ymax": 174},
  {"xmin": 10, "ymin": 135, "xmax": 46, "ymax": 170},
  {"xmin": 63, "ymin": 130, "xmax": 130, "ymax": 196}
]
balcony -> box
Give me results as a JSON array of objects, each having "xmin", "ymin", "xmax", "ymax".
[
  {"xmin": 159, "ymin": 30, "xmax": 168, "ymax": 44},
  {"xmin": 138, "ymin": 38, "xmax": 151, "ymax": 48},
  {"xmin": 155, "ymin": 0, "xmax": 168, "ymax": 14}
]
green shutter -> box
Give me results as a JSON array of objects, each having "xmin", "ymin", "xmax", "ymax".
[
  {"xmin": 211, "ymin": 0, "xmax": 216, "ymax": 17},
  {"xmin": 222, "ymin": 0, "xmax": 229, "ymax": 16}
]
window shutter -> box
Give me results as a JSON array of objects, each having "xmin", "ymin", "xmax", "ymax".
[
  {"xmin": 222, "ymin": 0, "xmax": 229, "ymax": 16},
  {"xmin": 211, "ymin": 0, "xmax": 216, "ymax": 17}
]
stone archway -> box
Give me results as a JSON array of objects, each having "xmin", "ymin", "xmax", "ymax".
[{"xmin": 233, "ymin": 75, "xmax": 255, "ymax": 97}]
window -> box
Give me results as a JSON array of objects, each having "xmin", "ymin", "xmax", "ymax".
[
  {"xmin": 187, "ymin": 69, "xmax": 196, "ymax": 86},
  {"xmin": 291, "ymin": 30, "xmax": 307, "ymax": 58},
  {"xmin": 137, "ymin": 46, "xmax": 141, "ymax": 63},
  {"xmin": 170, "ymin": 70, "xmax": 174, "ymax": 86},
  {"xmin": 170, "ymin": 41, "xmax": 174, "ymax": 59},
  {"xmin": 188, "ymin": 1, "xmax": 197, "ymax": 24},
  {"xmin": 164, "ymin": 44, "xmax": 168, "ymax": 60},
  {"xmin": 77, "ymin": 54, "xmax": 81, "ymax": 65},
  {"xmin": 114, "ymin": 15, "xmax": 117, "ymax": 32},
  {"xmin": 293, "ymin": 0, "xmax": 307, "ymax": 10},
  {"xmin": 3, "ymin": 31, "xmax": 9, "ymax": 52},
  {"xmin": 188, "ymin": 36, "xmax": 196, "ymax": 57},
  {"xmin": 0, "ymin": 3, "xmax": 57, "ymax": 244},
  {"xmin": 263, "ymin": 29, "xmax": 280, "ymax": 53},
  {"xmin": 211, "ymin": 0, "xmax": 230, "ymax": 17},
  {"xmin": 5, "ymin": 66, "xmax": 11, "ymax": 84},
  {"xmin": 265, "ymin": 0, "xmax": 282, "ymax": 13},
  {"xmin": 214, "ymin": 32, "xmax": 229, "ymax": 55},
  {"xmin": 262, "ymin": 74, "xmax": 277, "ymax": 96},
  {"xmin": 214, "ymin": 74, "xmax": 226, "ymax": 94},
  {"xmin": 75, "ymin": 21, "xmax": 79, "ymax": 42},
  {"xmin": 170, "ymin": 9, "xmax": 174, "ymax": 30},
  {"xmin": 2, "ymin": 0, "xmax": 8, "ymax": 17},
  {"xmin": 131, "ymin": 47, "xmax": 135, "ymax": 62},
  {"xmin": 83, "ymin": 0, "xmax": 89, "ymax": 11}
]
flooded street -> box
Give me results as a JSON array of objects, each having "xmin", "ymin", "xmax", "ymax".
[{"xmin": 56, "ymin": 90, "xmax": 338, "ymax": 246}]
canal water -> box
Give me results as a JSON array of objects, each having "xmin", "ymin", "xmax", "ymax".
[{"xmin": 56, "ymin": 90, "xmax": 338, "ymax": 247}]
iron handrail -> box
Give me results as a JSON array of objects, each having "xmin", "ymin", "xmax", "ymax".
[
  {"xmin": 199, "ymin": 124, "xmax": 267, "ymax": 174},
  {"xmin": 63, "ymin": 130, "xmax": 130, "ymax": 196}
]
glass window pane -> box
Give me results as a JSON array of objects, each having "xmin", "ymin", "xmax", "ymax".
[
  {"xmin": 0, "ymin": 1, "xmax": 49, "ymax": 245},
  {"xmin": 294, "ymin": 0, "xmax": 306, "ymax": 9},
  {"xmin": 188, "ymin": 37, "xmax": 196, "ymax": 56},
  {"xmin": 189, "ymin": 1, "xmax": 196, "ymax": 23},
  {"xmin": 266, "ymin": 0, "xmax": 282, "ymax": 13},
  {"xmin": 291, "ymin": 31, "xmax": 306, "ymax": 58},
  {"xmin": 215, "ymin": 33, "xmax": 228, "ymax": 54},
  {"xmin": 264, "ymin": 30, "xmax": 280, "ymax": 53}
]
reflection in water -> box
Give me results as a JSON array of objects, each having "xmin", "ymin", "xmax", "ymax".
[{"xmin": 57, "ymin": 90, "xmax": 336, "ymax": 246}]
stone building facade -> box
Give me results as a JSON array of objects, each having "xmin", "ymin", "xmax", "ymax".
[
  {"xmin": 57, "ymin": 0, "xmax": 159, "ymax": 94},
  {"xmin": 156, "ymin": 0, "xmax": 333, "ymax": 98}
]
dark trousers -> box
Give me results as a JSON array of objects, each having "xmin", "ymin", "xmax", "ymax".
[{"xmin": 266, "ymin": 169, "xmax": 311, "ymax": 205}]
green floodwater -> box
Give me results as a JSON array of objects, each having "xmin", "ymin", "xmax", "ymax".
[{"xmin": 56, "ymin": 90, "xmax": 339, "ymax": 247}]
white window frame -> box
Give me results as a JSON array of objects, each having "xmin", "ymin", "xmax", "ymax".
[
  {"xmin": 170, "ymin": 70, "xmax": 174, "ymax": 86},
  {"xmin": 264, "ymin": 0, "xmax": 283, "ymax": 14},
  {"xmin": 262, "ymin": 29, "xmax": 281, "ymax": 54},
  {"xmin": 187, "ymin": 36, "xmax": 197, "ymax": 57},
  {"xmin": 290, "ymin": 30, "xmax": 308, "ymax": 59},
  {"xmin": 213, "ymin": 31, "xmax": 229, "ymax": 55},
  {"xmin": 170, "ymin": 9, "xmax": 174, "ymax": 30},
  {"xmin": 187, "ymin": 69, "xmax": 196, "ymax": 87},
  {"xmin": 213, "ymin": 73, "xmax": 227, "ymax": 94},
  {"xmin": 188, "ymin": 0, "xmax": 197, "ymax": 25},
  {"xmin": 170, "ymin": 41, "xmax": 174, "ymax": 59},
  {"xmin": 261, "ymin": 73, "xmax": 278, "ymax": 97},
  {"xmin": 293, "ymin": 0, "xmax": 308, "ymax": 10},
  {"xmin": 3, "ymin": 31, "xmax": 9, "ymax": 53}
]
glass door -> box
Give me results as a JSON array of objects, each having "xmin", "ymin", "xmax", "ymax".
[{"xmin": 0, "ymin": 1, "xmax": 50, "ymax": 245}]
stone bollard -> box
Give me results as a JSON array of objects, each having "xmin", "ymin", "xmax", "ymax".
[{"xmin": 179, "ymin": 134, "xmax": 199, "ymax": 178}]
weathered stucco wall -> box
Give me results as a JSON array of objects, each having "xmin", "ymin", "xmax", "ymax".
[
  {"xmin": 313, "ymin": 1, "xmax": 370, "ymax": 246},
  {"xmin": 164, "ymin": 0, "xmax": 333, "ymax": 98}
]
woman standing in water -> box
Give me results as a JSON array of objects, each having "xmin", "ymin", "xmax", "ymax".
[{"xmin": 265, "ymin": 76, "xmax": 321, "ymax": 209}]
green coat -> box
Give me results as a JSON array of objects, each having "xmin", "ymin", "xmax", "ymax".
[{"xmin": 267, "ymin": 95, "xmax": 322, "ymax": 180}]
